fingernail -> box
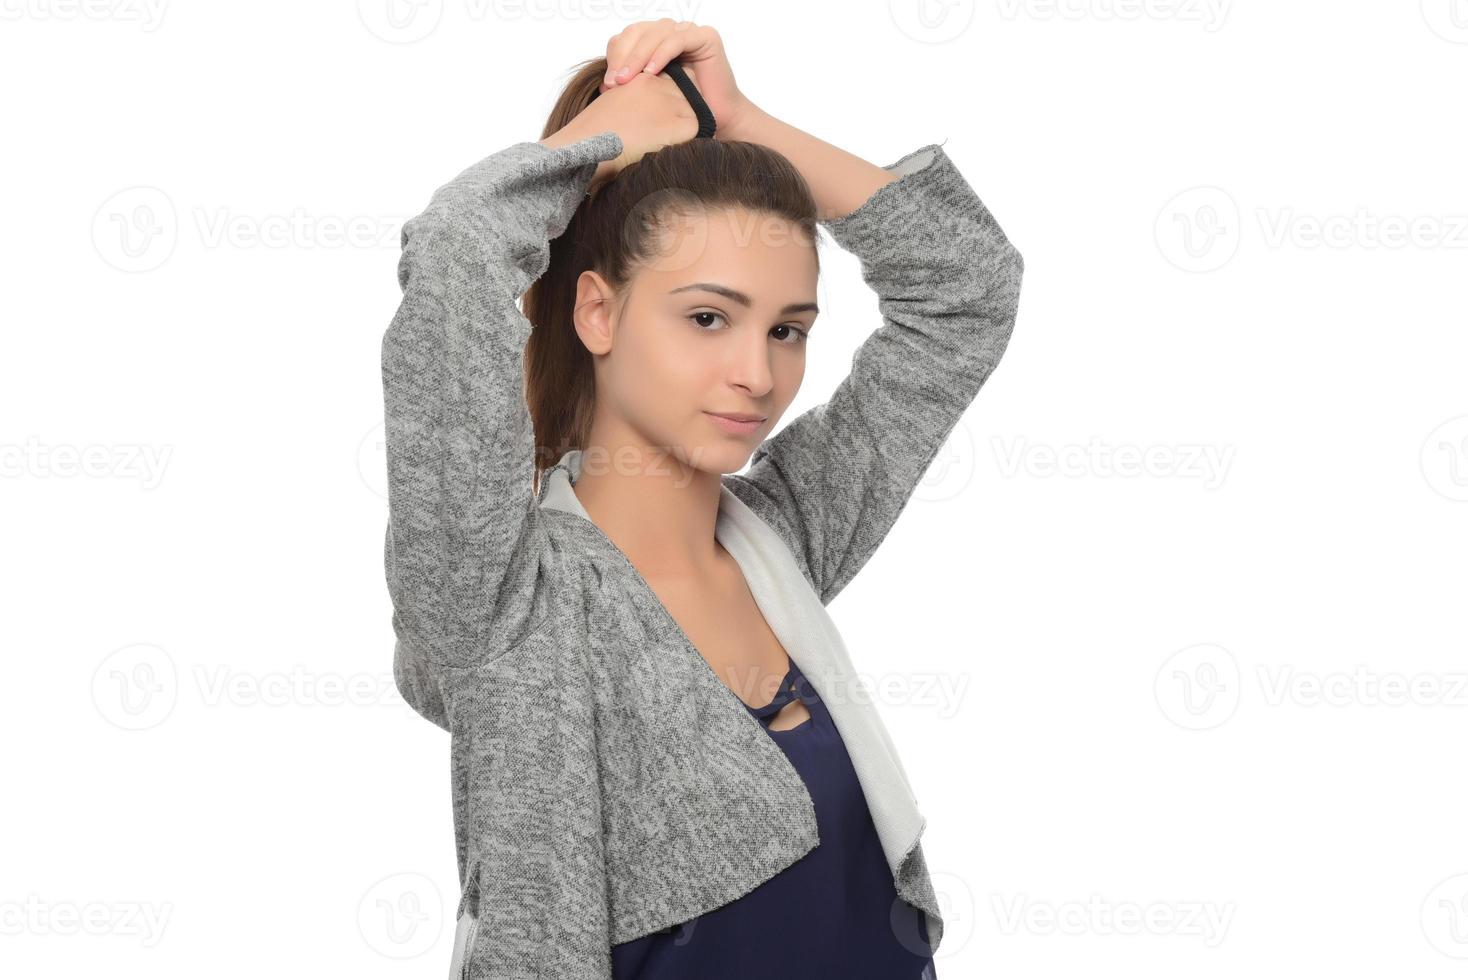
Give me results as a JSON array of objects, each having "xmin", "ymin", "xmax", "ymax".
[{"xmin": 616, "ymin": 65, "xmax": 630, "ymax": 78}]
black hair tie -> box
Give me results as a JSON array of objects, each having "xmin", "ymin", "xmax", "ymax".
[{"xmin": 660, "ymin": 57, "xmax": 717, "ymax": 139}]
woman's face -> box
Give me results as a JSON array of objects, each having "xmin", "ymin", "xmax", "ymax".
[{"xmin": 574, "ymin": 206, "xmax": 820, "ymax": 478}]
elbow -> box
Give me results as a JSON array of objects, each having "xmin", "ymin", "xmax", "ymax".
[
  {"xmin": 969, "ymin": 245, "xmax": 1024, "ymax": 372},
  {"xmin": 991, "ymin": 244, "xmax": 1025, "ymax": 326},
  {"xmin": 1000, "ymin": 242, "xmax": 1024, "ymax": 298}
]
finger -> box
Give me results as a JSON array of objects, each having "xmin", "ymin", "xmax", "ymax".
[
  {"xmin": 603, "ymin": 22, "xmax": 653, "ymax": 86},
  {"xmin": 619, "ymin": 18, "xmax": 682, "ymax": 79},
  {"xmin": 641, "ymin": 20, "xmax": 699, "ymax": 77}
]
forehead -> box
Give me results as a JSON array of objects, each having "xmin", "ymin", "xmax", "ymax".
[{"xmin": 634, "ymin": 205, "xmax": 819, "ymax": 297}]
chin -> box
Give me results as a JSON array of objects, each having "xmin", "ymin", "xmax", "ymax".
[{"xmin": 675, "ymin": 439, "xmax": 755, "ymax": 478}]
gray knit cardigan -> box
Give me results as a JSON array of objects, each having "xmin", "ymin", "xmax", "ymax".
[{"xmin": 382, "ymin": 128, "xmax": 1024, "ymax": 979}]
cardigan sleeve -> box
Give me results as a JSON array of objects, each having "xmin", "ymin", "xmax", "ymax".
[
  {"xmin": 724, "ymin": 142, "xmax": 1025, "ymax": 606},
  {"xmin": 381, "ymin": 129, "xmax": 624, "ymax": 689}
]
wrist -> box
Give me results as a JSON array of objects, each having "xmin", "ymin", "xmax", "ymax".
[{"xmin": 716, "ymin": 98, "xmax": 767, "ymax": 143}]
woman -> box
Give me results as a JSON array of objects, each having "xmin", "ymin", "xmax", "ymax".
[{"xmin": 382, "ymin": 20, "xmax": 1024, "ymax": 980}]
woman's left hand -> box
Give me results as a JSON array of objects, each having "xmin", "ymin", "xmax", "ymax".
[{"xmin": 598, "ymin": 19, "xmax": 757, "ymax": 140}]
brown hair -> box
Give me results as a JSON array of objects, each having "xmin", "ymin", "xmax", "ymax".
[{"xmin": 522, "ymin": 57, "xmax": 821, "ymax": 495}]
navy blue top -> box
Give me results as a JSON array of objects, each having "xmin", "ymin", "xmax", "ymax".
[{"xmin": 611, "ymin": 655, "xmax": 936, "ymax": 979}]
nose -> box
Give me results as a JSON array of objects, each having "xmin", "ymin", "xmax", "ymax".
[{"xmin": 725, "ymin": 327, "xmax": 775, "ymax": 397}]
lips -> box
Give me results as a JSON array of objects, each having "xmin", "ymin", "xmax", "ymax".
[{"xmin": 704, "ymin": 411, "xmax": 766, "ymax": 436}]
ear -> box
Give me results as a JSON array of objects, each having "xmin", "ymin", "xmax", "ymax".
[{"xmin": 572, "ymin": 269, "xmax": 617, "ymax": 356}]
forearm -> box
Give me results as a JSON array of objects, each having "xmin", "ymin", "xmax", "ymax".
[{"xmin": 718, "ymin": 102, "xmax": 897, "ymax": 222}]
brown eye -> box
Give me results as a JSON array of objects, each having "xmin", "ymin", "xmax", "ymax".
[
  {"xmin": 689, "ymin": 311, "xmax": 725, "ymax": 330},
  {"xmin": 771, "ymin": 324, "xmax": 810, "ymax": 345}
]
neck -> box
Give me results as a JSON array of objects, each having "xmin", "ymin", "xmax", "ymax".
[{"xmin": 569, "ymin": 437, "xmax": 725, "ymax": 579}]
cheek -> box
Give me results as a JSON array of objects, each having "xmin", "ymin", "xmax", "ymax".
[
  {"xmin": 607, "ymin": 319, "xmax": 708, "ymax": 417},
  {"xmin": 629, "ymin": 321, "xmax": 703, "ymax": 391}
]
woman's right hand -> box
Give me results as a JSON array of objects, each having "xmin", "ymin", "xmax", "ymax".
[{"xmin": 540, "ymin": 69, "xmax": 702, "ymax": 189}]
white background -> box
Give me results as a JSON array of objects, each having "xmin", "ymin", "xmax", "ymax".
[{"xmin": 3, "ymin": 0, "xmax": 1467, "ymax": 977}]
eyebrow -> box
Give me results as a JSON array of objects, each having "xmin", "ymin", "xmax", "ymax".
[{"xmin": 668, "ymin": 282, "xmax": 819, "ymax": 317}]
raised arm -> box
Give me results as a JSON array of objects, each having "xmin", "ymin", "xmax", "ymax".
[
  {"xmin": 723, "ymin": 137, "xmax": 1025, "ymax": 605},
  {"xmin": 382, "ymin": 129, "xmax": 624, "ymax": 720}
]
